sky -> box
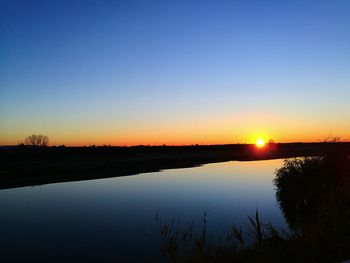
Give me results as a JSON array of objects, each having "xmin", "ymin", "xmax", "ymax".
[{"xmin": 1, "ymin": 0, "xmax": 350, "ymax": 146}]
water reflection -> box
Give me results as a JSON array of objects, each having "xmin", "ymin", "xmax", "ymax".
[{"xmin": 0, "ymin": 159, "xmax": 286, "ymax": 262}]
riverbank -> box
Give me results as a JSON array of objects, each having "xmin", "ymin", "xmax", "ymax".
[{"xmin": 1, "ymin": 142, "xmax": 349, "ymax": 189}]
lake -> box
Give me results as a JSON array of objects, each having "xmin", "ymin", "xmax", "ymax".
[{"xmin": 0, "ymin": 159, "xmax": 287, "ymax": 262}]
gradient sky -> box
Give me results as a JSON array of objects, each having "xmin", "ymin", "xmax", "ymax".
[{"xmin": 1, "ymin": 0, "xmax": 350, "ymax": 146}]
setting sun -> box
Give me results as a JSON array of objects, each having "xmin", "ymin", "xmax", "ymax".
[{"xmin": 256, "ymin": 138, "xmax": 266, "ymax": 148}]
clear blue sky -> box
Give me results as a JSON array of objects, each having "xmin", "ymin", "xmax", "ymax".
[{"xmin": 1, "ymin": 0, "xmax": 350, "ymax": 145}]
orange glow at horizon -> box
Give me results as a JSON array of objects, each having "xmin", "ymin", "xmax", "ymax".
[{"xmin": 1, "ymin": 111, "xmax": 350, "ymax": 146}]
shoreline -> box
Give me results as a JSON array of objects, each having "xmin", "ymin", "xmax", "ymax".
[{"xmin": 1, "ymin": 142, "xmax": 349, "ymax": 189}]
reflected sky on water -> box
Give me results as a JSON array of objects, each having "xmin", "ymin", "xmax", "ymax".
[{"xmin": 0, "ymin": 159, "xmax": 286, "ymax": 262}]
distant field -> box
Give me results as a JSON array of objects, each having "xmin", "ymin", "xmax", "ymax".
[{"xmin": 1, "ymin": 143, "xmax": 349, "ymax": 189}]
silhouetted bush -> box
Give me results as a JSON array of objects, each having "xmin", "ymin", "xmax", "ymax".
[{"xmin": 274, "ymin": 151, "xmax": 350, "ymax": 262}]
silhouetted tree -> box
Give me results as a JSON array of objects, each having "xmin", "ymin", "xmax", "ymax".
[
  {"xmin": 274, "ymin": 156, "xmax": 326, "ymax": 234},
  {"xmin": 274, "ymin": 151, "xmax": 350, "ymax": 262},
  {"xmin": 24, "ymin": 134, "xmax": 49, "ymax": 147}
]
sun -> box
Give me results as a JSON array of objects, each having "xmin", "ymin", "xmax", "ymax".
[{"xmin": 256, "ymin": 138, "xmax": 265, "ymax": 148}]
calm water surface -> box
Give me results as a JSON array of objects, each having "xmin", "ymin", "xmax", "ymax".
[{"xmin": 0, "ymin": 159, "xmax": 286, "ymax": 262}]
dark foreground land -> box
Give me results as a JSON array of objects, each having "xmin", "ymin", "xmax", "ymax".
[{"xmin": 1, "ymin": 142, "xmax": 349, "ymax": 189}]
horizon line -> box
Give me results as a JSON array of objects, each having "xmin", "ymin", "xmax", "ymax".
[{"xmin": 1, "ymin": 140, "xmax": 349, "ymax": 148}]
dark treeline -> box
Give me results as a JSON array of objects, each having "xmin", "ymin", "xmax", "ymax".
[{"xmin": 1, "ymin": 142, "xmax": 349, "ymax": 189}]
